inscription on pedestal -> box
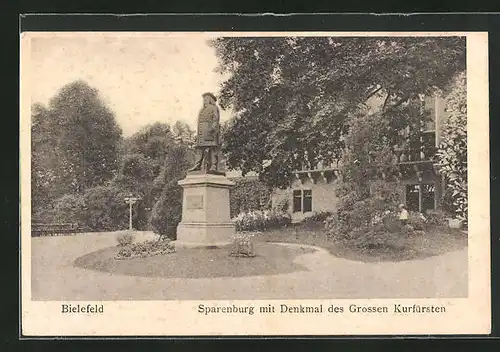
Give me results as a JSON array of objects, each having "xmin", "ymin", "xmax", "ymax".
[{"xmin": 186, "ymin": 195, "xmax": 204, "ymax": 209}]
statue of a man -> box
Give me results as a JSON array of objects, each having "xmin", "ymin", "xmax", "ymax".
[{"xmin": 188, "ymin": 92, "xmax": 221, "ymax": 173}]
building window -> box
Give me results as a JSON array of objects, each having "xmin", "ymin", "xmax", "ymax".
[
  {"xmin": 292, "ymin": 189, "xmax": 313, "ymax": 213},
  {"xmin": 405, "ymin": 183, "xmax": 436, "ymax": 213},
  {"xmin": 303, "ymin": 190, "xmax": 312, "ymax": 212},
  {"xmin": 406, "ymin": 184, "xmax": 420, "ymax": 212},
  {"xmin": 421, "ymin": 131, "xmax": 436, "ymax": 160},
  {"xmin": 293, "ymin": 190, "xmax": 302, "ymax": 212},
  {"xmin": 422, "ymin": 184, "xmax": 436, "ymax": 212}
]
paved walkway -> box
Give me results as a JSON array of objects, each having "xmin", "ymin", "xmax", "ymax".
[{"xmin": 30, "ymin": 232, "xmax": 468, "ymax": 300}]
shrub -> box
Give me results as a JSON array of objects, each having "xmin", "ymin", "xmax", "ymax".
[
  {"xmin": 271, "ymin": 211, "xmax": 292, "ymax": 228},
  {"xmin": 150, "ymin": 143, "xmax": 192, "ymax": 239},
  {"xmin": 441, "ymin": 187, "xmax": 463, "ymax": 221},
  {"xmin": 50, "ymin": 193, "xmax": 87, "ymax": 224},
  {"xmin": 378, "ymin": 212, "xmax": 402, "ymax": 233},
  {"xmin": 424, "ymin": 209, "xmax": 449, "ymax": 228},
  {"xmin": 324, "ymin": 214, "xmax": 335, "ymax": 230},
  {"xmin": 115, "ymin": 237, "xmax": 175, "ymax": 260},
  {"xmin": 327, "ymin": 203, "xmax": 431, "ymax": 250},
  {"xmin": 150, "ymin": 180, "xmax": 183, "ymax": 240},
  {"xmin": 233, "ymin": 210, "xmax": 291, "ymax": 232},
  {"xmin": 116, "ymin": 231, "xmax": 134, "ymax": 246},
  {"xmin": 407, "ymin": 211, "xmax": 427, "ymax": 231},
  {"xmin": 344, "ymin": 224, "xmax": 401, "ymax": 249},
  {"xmin": 81, "ymin": 185, "xmax": 131, "ymax": 231},
  {"xmin": 302, "ymin": 211, "xmax": 333, "ymax": 224},
  {"xmin": 45, "ymin": 185, "xmax": 134, "ymax": 232},
  {"xmin": 327, "ymin": 97, "xmax": 438, "ymax": 251},
  {"xmin": 329, "ymin": 219, "xmax": 412, "ymax": 251},
  {"xmin": 328, "ymin": 190, "xmax": 400, "ymax": 237},
  {"xmin": 229, "ymin": 232, "xmax": 258, "ymax": 257}
]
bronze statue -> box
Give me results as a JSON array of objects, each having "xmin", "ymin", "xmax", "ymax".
[{"xmin": 188, "ymin": 92, "xmax": 221, "ymax": 173}]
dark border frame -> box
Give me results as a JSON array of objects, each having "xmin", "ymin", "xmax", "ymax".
[{"xmin": 15, "ymin": 13, "xmax": 499, "ymax": 344}]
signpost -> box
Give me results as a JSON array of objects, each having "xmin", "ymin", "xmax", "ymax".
[{"xmin": 124, "ymin": 194, "xmax": 141, "ymax": 231}]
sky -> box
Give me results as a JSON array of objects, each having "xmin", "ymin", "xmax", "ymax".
[{"xmin": 29, "ymin": 33, "xmax": 231, "ymax": 137}]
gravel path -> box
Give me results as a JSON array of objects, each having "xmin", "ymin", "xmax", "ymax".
[{"xmin": 30, "ymin": 232, "xmax": 468, "ymax": 300}]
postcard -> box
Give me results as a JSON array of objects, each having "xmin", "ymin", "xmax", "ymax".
[{"xmin": 20, "ymin": 30, "xmax": 490, "ymax": 336}]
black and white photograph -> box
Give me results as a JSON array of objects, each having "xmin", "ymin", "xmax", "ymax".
[{"xmin": 20, "ymin": 30, "xmax": 490, "ymax": 336}]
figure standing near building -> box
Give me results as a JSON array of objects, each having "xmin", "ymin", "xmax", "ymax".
[
  {"xmin": 188, "ymin": 92, "xmax": 221, "ymax": 173},
  {"xmin": 398, "ymin": 203, "xmax": 409, "ymax": 225}
]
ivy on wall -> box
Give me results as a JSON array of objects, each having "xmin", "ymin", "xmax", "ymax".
[{"xmin": 229, "ymin": 178, "xmax": 271, "ymax": 218}]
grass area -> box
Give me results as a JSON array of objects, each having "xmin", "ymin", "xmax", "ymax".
[
  {"xmin": 74, "ymin": 242, "xmax": 315, "ymax": 278},
  {"xmin": 258, "ymin": 222, "xmax": 468, "ymax": 263}
]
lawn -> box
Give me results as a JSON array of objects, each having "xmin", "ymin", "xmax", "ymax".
[
  {"xmin": 72, "ymin": 222, "xmax": 468, "ymax": 280},
  {"xmin": 74, "ymin": 242, "xmax": 315, "ymax": 278},
  {"xmin": 257, "ymin": 222, "xmax": 468, "ymax": 262}
]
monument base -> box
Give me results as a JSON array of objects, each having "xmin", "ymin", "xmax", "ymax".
[
  {"xmin": 173, "ymin": 222, "xmax": 234, "ymax": 249},
  {"xmin": 174, "ymin": 173, "xmax": 235, "ymax": 249}
]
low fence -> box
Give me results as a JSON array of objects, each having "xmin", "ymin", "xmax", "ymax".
[{"xmin": 31, "ymin": 222, "xmax": 86, "ymax": 237}]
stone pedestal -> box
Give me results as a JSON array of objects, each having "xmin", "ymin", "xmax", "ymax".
[{"xmin": 173, "ymin": 173, "xmax": 235, "ymax": 248}]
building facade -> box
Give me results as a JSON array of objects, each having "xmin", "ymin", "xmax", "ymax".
[
  {"xmin": 396, "ymin": 95, "xmax": 447, "ymax": 213},
  {"xmin": 271, "ymin": 162, "xmax": 342, "ymax": 222},
  {"xmin": 271, "ymin": 95, "xmax": 448, "ymax": 221}
]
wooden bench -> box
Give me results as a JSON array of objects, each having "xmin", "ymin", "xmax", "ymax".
[{"xmin": 31, "ymin": 222, "xmax": 83, "ymax": 237}]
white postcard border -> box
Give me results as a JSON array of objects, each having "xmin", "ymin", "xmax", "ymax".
[{"xmin": 20, "ymin": 31, "xmax": 490, "ymax": 336}]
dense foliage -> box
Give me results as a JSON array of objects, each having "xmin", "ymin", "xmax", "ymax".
[
  {"xmin": 212, "ymin": 36, "xmax": 466, "ymax": 188},
  {"xmin": 326, "ymin": 103, "xmax": 425, "ymax": 248},
  {"xmin": 325, "ymin": 95, "xmax": 458, "ymax": 249},
  {"xmin": 32, "ymin": 80, "xmax": 196, "ymax": 233},
  {"xmin": 229, "ymin": 178, "xmax": 271, "ymax": 218},
  {"xmin": 44, "ymin": 184, "xmax": 132, "ymax": 231},
  {"xmin": 211, "ymin": 36, "xmax": 466, "ymax": 248},
  {"xmin": 32, "ymin": 81, "xmax": 123, "ymax": 215},
  {"xmin": 115, "ymin": 121, "xmax": 194, "ymax": 231},
  {"xmin": 31, "ymin": 36, "xmax": 468, "ymax": 242},
  {"xmin": 436, "ymin": 72, "xmax": 467, "ymax": 225},
  {"xmin": 150, "ymin": 144, "xmax": 193, "ymax": 239}
]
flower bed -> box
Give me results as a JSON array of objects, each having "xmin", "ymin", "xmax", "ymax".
[
  {"xmin": 233, "ymin": 210, "xmax": 291, "ymax": 232},
  {"xmin": 115, "ymin": 237, "xmax": 175, "ymax": 260},
  {"xmin": 229, "ymin": 232, "xmax": 259, "ymax": 257}
]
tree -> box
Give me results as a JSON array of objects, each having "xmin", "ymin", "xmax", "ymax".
[
  {"xmin": 111, "ymin": 153, "xmax": 157, "ymax": 230},
  {"xmin": 150, "ymin": 143, "xmax": 194, "ymax": 238},
  {"xmin": 172, "ymin": 120, "xmax": 195, "ymax": 148},
  {"xmin": 212, "ymin": 36, "xmax": 466, "ymax": 188},
  {"xmin": 114, "ymin": 122, "xmax": 196, "ymax": 230},
  {"xmin": 47, "ymin": 80, "xmax": 123, "ymax": 191},
  {"xmin": 50, "ymin": 193, "xmax": 86, "ymax": 224},
  {"xmin": 120, "ymin": 121, "xmax": 194, "ymax": 190},
  {"xmin": 31, "ymin": 80, "xmax": 123, "ymax": 218},
  {"xmin": 32, "ymin": 103, "xmax": 59, "ymax": 215},
  {"xmin": 125, "ymin": 123, "xmax": 173, "ymax": 165},
  {"xmin": 329, "ymin": 107, "xmax": 405, "ymax": 237},
  {"xmin": 436, "ymin": 72, "xmax": 467, "ymax": 224}
]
